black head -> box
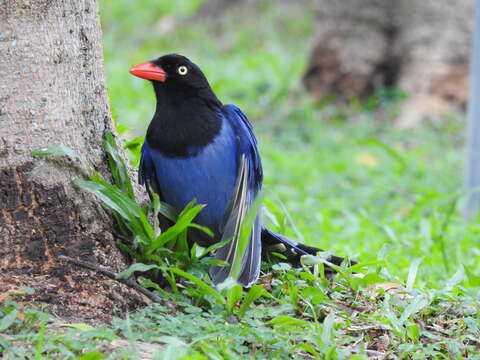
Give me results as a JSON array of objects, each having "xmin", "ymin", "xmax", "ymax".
[
  {"xmin": 129, "ymin": 53, "xmax": 221, "ymax": 106},
  {"xmin": 130, "ymin": 54, "xmax": 223, "ymax": 157}
]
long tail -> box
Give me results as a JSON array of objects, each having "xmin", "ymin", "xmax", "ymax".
[{"xmin": 261, "ymin": 227, "xmax": 355, "ymax": 267}]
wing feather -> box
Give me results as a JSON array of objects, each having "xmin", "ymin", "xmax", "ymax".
[
  {"xmin": 209, "ymin": 105, "xmax": 263, "ymax": 287},
  {"xmin": 140, "ymin": 104, "xmax": 263, "ymax": 287}
]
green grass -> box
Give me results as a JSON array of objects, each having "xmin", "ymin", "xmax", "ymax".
[
  {"xmin": 2, "ymin": 0, "xmax": 480, "ymax": 358},
  {"xmin": 101, "ymin": 0, "xmax": 479, "ymax": 285}
]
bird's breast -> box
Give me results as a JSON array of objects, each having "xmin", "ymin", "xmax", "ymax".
[{"xmin": 149, "ymin": 120, "xmax": 239, "ymax": 232}]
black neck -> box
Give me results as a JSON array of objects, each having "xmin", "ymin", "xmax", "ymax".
[{"xmin": 146, "ymin": 83, "xmax": 223, "ymax": 157}]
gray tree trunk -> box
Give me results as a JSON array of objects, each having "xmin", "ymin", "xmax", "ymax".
[
  {"xmin": 304, "ymin": 0, "xmax": 474, "ymax": 127},
  {"xmin": 0, "ymin": 0, "xmax": 145, "ymax": 322}
]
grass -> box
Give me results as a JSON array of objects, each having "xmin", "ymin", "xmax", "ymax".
[
  {"xmin": 101, "ymin": 0, "xmax": 479, "ymax": 285},
  {"xmin": 1, "ymin": 0, "xmax": 480, "ymax": 358}
]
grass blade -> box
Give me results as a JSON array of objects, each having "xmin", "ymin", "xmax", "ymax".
[
  {"xmin": 147, "ymin": 202, "xmax": 205, "ymax": 253},
  {"xmin": 115, "ymin": 263, "xmax": 160, "ymax": 279},
  {"xmin": 168, "ymin": 267, "xmax": 225, "ymax": 305},
  {"xmin": 406, "ymin": 257, "xmax": 423, "ymax": 291},
  {"xmin": 103, "ymin": 132, "xmax": 134, "ymax": 200},
  {"xmin": 31, "ymin": 145, "xmax": 81, "ymax": 160},
  {"xmin": 229, "ymin": 194, "xmax": 264, "ymax": 281},
  {"xmin": 74, "ymin": 178, "xmax": 154, "ymax": 244},
  {"xmin": 226, "ymin": 284, "xmax": 243, "ymax": 315},
  {"xmin": 238, "ymin": 285, "xmax": 267, "ymax": 318}
]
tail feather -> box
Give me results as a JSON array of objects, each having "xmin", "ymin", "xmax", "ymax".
[
  {"xmin": 261, "ymin": 227, "xmax": 355, "ymax": 267},
  {"xmin": 237, "ymin": 215, "xmax": 262, "ymax": 286},
  {"xmin": 210, "ymin": 156, "xmax": 261, "ymax": 287}
]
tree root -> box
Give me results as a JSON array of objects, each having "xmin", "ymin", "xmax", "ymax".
[{"xmin": 58, "ymin": 255, "xmax": 164, "ymax": 304}]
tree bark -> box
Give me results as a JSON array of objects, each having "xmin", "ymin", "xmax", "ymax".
[
  {"xmin": 303, "ymin": 0, "xmax": 474, "ymax": 127},
  {"xmin": 0, "ymin": 0, "xmax": 145, "ymax": 322}
]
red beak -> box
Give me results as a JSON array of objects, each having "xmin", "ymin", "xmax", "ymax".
[{"xmin": 129, "ymin": 62, "xmax": 166, "ymax": 82}]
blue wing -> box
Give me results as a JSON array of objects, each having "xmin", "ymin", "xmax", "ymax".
[
  {"xmin": 209, "ymin": 104, "xmax": 263, "ymax": 286},
  {"xmin": 223, "ymin": 104, "xmax": 263, "ymax": 190},
  {"xmin": 139, "ymin": 104, "xmax": 263, "ymax": 286}
]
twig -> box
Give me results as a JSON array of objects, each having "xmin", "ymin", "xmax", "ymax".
[
  {"xmin": 58, "ymin": 255, "xmax": 164, "ymax": 304},
  {"xmin": 113, "ymin": 232, "xmax": 134, "ymax": 244}
]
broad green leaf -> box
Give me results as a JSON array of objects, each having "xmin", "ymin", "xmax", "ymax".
[
  {"xmin": 147, "ymin": 202, "xmax": 205, "ymax": 253},
  {"xmin": 200, "ymin": 259, "xmax": 229, "ymax": 266},
  {"xmin": 168, "ymin": 267, "xmax": 225, "ymax": 305},
  {"xmin": 103, "ymin": 132, "xmax": 134, "ymax": 200},
  {"xmin": 116, "ymin": 125, "xmax": 130, "ymax": 135},
  {"xmin": 382, "ymin": 295, "xmax": 403, "ymax": 334},
  {"xmin": 325, "ymin": 345, "xmax": 338, "ymax": 360},
  {"xmin": 158, "ymin": 201, "xmax": 179, "ymax": 222},
  {"xmin": 151, "ymin": 192, "xmax": 162, "ymax": 238},
  {"xmin": 406, "ymin": 257, "xmax": 423, "ymax": 291},
  {"xmin": 74, "ymin": 178, "xmax": 154, "ymax": 243},
  {"xmin": 322, "ymin": 313, "xmax": 336, "ymax": 345},
  {"xmin": 31, "ymin": 145, "xmax": 81, "ymax": 160},
  {"xmin": 35, "ymin": 319, "xmax": 46, "ymax": 360},
  {"xmin": 300, "ymin": 286, "xmax": 327, "ymax": 305},
  {"xmin": 238, "ymin": 285, "xmax": 267, "ymax": 318},
  {"xmin": 269, "ymin": 315, "xmax": 309, "ymax": 327},
  {"xmin": 349, "ymin": 260, "xmax": 387, "ymax": 273},
  {"xmin": 156, "ymin": 336, "xmax": 188, "ymax": 359},
  {"xmin": 199, "ymin": 238, "xmax": 231, "ymax": 258},
  {"xmin": 0, "ymin": 309, "xmax": 18, "ymax": 331},
  {"xmin": 176, "ymin": 229, "xmax": 189, "ymax": 254},
  {"xmin": 358, "ymin": 137, "xmax": 407, "ymax": 171},
  {"xmin": 197, "ymin": 341, "xmax": 223, "ymax": 360},
  {"xmin": 296, "ymin": 343, "xmax": 321, "ymax": 358},
  {"xmin": 188, "ymin": 223, "xmax": 214, "ymax": 237},
  {"xmin": 272, "ymin": 262, "xmax": 291, "ymax": 271},
  {"xmin": 407, "ymin": 323, "xmax": 420, "ymax": 342},
  {"xmin": 226, "ymin": 284, "xmax": 243, "ymax": 315},
  {"xmin": 77, "ymin": 352, "xmax": 106, "ymax": 360},
  {"xmin": 463, "ymin": 264, "xmax": 480, "ymax": 287},
  {"xmin": 140, "ymin": 278, "xmax": 171, "ymax": 297},
  {"xmin": 301, "ymin": 254, "xmax": 328, "ymax": 266},
  {"xmin": 19, "ymin": 286, "xmax": 35, "ymax": 294},
  {"xmin": 399, "ymin": 295, "xmax": 429, "ymax": 325},
  {"xmin": 263, "ymin": 198, "xmax": 284, "ymax": 229},
  {"xmin": 270, "ymin": 252, "xmax": 288, "ymax": 260},
  {"xmin": 116, "ymin": 241, "xmax": 141, "ymax": 260},
  {"xmin": 115, "ymin": 263, "xmax": 160, "ymax": 279},
  {"xmin": 190, "ymin": 243, "xmax": 202, "ymax": 260},
  {"xmin": 58, "ymin": 323, "xmax": 96, "ymax": 331},
  {"xmin": 445, "ymin": 267, "xmax": 465, "ymax": 291},
  {"xmin": 148, "ymin": 195, "xmax": 181, "ymax": 231},
  {"xmin": 301, "ymin": 254, "xmax": 350, "ymax": 279}
]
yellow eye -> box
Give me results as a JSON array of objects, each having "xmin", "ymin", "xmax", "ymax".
[{"xmin": 177, "ymin": 66, "xmax": 188, "ymax": 75}]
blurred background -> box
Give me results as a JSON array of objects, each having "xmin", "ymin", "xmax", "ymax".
[{"xmin": 99, "ymin": 0, "xmax": 479, "ymax": 285}]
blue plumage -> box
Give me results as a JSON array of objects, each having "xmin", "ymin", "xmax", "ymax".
[
  {"xmin": 140, "ymin": 111, "xmax": 239, "ymax": 231},
  {"xmin": 139, "ymin": 102, "xmax": 263, "ymax": 286},
  {"xmin": 130, "ymin": 54, "xmax": 349, "ymax": 287}
]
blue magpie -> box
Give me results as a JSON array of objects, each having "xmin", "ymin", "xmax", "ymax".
[{"xmin": 129, "ymin": 54, "xmax": 349, "ymax": 287}]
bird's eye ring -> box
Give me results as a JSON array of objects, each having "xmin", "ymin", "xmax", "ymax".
[{"xmin": 177, "ymin": 66, "xmax": 188, "ymax": 75}]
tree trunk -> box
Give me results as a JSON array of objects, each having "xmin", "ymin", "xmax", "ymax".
[
  {"xmin": 0, "ymin": 0, "xmax": 145, "ymax": 322},
  {"xmin": 303, "ymin": 0, "xmax": 474, "ymax": 127}
]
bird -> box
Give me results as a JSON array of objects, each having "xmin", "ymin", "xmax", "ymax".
[{"xmin": 129, "ymin": 54, "xmax": 349, "ymax": 287}]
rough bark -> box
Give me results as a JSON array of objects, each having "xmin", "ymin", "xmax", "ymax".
[
  {"xmin": 0, "ymin": 0, "xmax": 146, "ymax": 322},
  {"xmin": 304, "ymin": 0, "xmax": 474, "ymax": 127}
]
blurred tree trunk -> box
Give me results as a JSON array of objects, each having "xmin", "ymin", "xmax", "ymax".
[
  {"xmin": 0, "ymin": 0, "xmax": 145, "ymax": 322},
  {"xmin": 304, "ymin": 0, "xmax": 474, "ymax": 127},
  {"xmin": 198, "ymin": 0, "xmax": 244, "ymax": 18}
]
